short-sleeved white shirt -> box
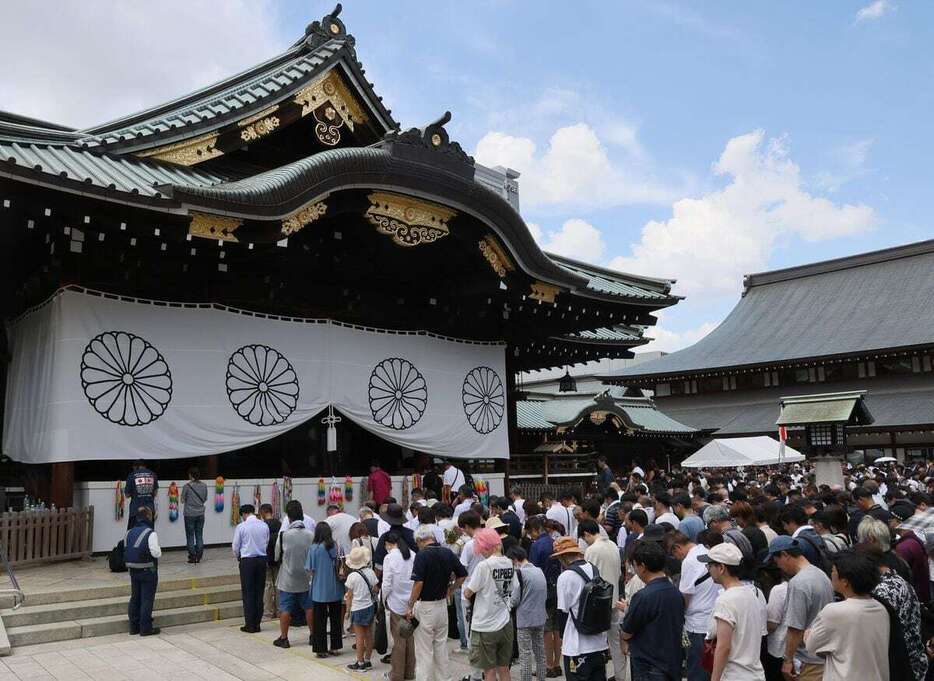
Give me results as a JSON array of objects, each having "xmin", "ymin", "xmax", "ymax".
[
  {"xmin": 707, "ymin": 585, "xmax": 768, "ymax": 681},
  {"xmin": 557, "ymin": 561, "xmax": 608, "ymax": 656},
  {"xmin": 443, "ymin": 466, "xmax": 465, "ymax": 490},
  {"xmin": 345, "ymin": 567, "xmax": 377, "ymax": 612},
  {"xmin": 465, "ymin": 555, "xmax": 517, "ymax": 632},
  {"xmin": 678, "ymin": 544, "xmax": 722, "ymax": 634}
]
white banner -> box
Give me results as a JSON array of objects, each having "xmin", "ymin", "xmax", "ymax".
[{"xmin": 3, "ymin": 289, "xmax": 509, "ymax": 463}]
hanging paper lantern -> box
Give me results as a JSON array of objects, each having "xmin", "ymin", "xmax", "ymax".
[
  {"xmin": 115, "ymin": 481, "xmax": 125, "ymax": 521},
  {"xmin": 345, "ymin": 475, "xmax": 354, "ymax": 503},
  {"xmin": 230, "ymin": 485, "xmax": 241, "ymax": 526},
  {"xmin": 215, "ymin": 476, "xmax": 225, "ymax": 512},
  {"xmin": 282, "ymin": 476, "xmax": 293, "ymax": 509},
  {"xmin": 318, "ymin": 477, "xmax": 326, "ymax": 505},
  {"xmin": 168, "ymin": 482, "xmax": 179, "ymax": 522}
]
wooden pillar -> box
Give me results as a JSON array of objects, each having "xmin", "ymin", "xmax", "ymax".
[
  {"xmin": 50, "ymin": 462, "xmax": 75, "ymax": 509},
  {"xmin": 200, "ymin": 454, "xmax": 219, "ymax": 480}
]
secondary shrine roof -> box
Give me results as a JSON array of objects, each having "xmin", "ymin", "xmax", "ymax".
[{"xmin": 603, "ymin": 239, "xmax": 934, "ymax": 381}]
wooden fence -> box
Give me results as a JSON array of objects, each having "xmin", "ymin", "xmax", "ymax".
[{"xmin": 0, "ymin": 507, "xmax": 94, "ymax": 567}]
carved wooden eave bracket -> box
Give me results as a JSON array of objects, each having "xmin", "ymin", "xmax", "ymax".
[
  {"xmin": 281, "ymin": 201, "xmax": 327, "ymax": 236},
  {"xmin": 293, "ymin": 70, "xmax": 368, "ymax": 147},
  {"xmin": 478, "ymin": 235, "xmax": 514, "ymax": 278},
  {"xmin": 188, "ymin": 212, "xmax": 243, "ymax": 242},
  {"xmin": 529, "ymin": 281, "xmax": 562, "ymax": 304},
  {"xmin": 138, "ymin": 131, "xmax": 222, "ymax": 166},
  {"xmin": 365, "ymin": 192, "xmax": 456, "ymax": 247}
]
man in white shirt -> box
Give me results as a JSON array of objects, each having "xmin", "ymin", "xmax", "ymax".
[
  {"xmin": 509, "ymin": 486, "xmax": 527, "ymax": 525},
  {"xmin": 546, "ymin": 490, "xmax": 577, "ymax": 537},
  {"xmin": 443, "ymin": 461, "xmax": 467, "ymax": 503},
  {"xmin": 324, "ymin": 504, "xmax": 357, "ymax": 555},
  {"xmin": 653, "ymin": 493, "xmax": 681, "ymax": 530},
  {"xmin": 580, "ymin": 520, "xmax": 623, "ymax": 681},
  {"xmin": 669, "ymin": 531, "xmax": 722, "ymax": 681},
  {"xmin": 551, "ymin": 536, "xmax": 608, "ymax": 680}
]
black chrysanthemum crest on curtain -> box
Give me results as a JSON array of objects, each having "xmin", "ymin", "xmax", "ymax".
[
  {"xmin": 226, "ymin": 345, "xmax": 300, "ymax": 426},
  {"xmin": 462, "ymin": 366, "xmax": 505, "ymax": 434},
  {"xmin": 80, "ymin": 331, "xmax": 173, "ymax": 426},
  {"xmin": 368, "ymin": 357, "xmax": 428, "ymax": 430}
]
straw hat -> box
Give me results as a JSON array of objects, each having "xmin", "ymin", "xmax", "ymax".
[
  {"xmin": 550, "ymin": 536, "xmax": 584, "ymax": 558},
  {"xmin": 345, "ymin": 545, "xmax": 371, "ymax": 570},
  {"xmin": 485, "ymin": 516, "xmax": 507, "ymax": 531}
]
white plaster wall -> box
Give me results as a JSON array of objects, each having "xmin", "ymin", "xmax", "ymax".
[{"xmin": 76, "ymin": 474, "xmax": 505, "ymax": 553}]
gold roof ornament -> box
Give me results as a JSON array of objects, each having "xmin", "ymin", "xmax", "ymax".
[
  {"xmin": 188, "ymin": 212, "xmax": 243, "ymax": 242},
  {"xmin": 281, "ymin": 201, "xmax": 327, "ymax": 236},
  {"xmin": 365, "ymin": 192, "xmax": 456, "ymax": 247},
  {"xmin": 294, "ymin": 70, "xmax": 368, "ymax": 147},
  {"xmin": 138, "ymin": 131, "xmax": 222, "ymax": 166},
  {"xmin": 478, "ymin": 236, "xmax": 514, "ymax": 278},
  {"xmin": 529, "ymin": 281, "xmax": 561, "ymax": 304}
]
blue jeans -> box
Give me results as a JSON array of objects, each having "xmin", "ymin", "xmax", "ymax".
[
  {"xmin": 128, "ymin": 568, "xmax": 158, "ymax": 633},
  {"xmin": 453, "ymin": 586, "xmax": 468, "ymax": 649},
  {"xmin": 686, "ymin": 632, "xmax": 710, "ymax": 681},
  {"xmin": 630, "ymin": 658, "xmax": 676, "ymax": 681},
  {"xmin": 184, "ymin": 515, "xmax": 204, "ymax": 560}
]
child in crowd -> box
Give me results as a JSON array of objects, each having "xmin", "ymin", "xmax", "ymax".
[{"xmin": 343, "ymin": 546, "xmax": 379, "ymax": 672}]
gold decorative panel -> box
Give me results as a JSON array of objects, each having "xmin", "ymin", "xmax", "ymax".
[
  {"xmin": 188, "ymin": 212, "xmax": 243, "ymax": 242},
  {"xmin": 239, "ymin": 107, "xmax": 281, "ymax": 143},
  {"xmin": 529, "ymin": 281, "xmax": 561, "ymax": 304},
  {"xmin": 281, "ymin": 201, "xmax": 327, "ymax": 236},
  {"xmin": 365, "ymin": 192, "xmax": 456, "ymax": 247},
  {"xmin": 138, "ymin": 132, "xmax": 221, "ymax": 166},
  {"xmin": 478, "ymin": 236, "xmax": 514, "ymax": 278},
  {"xmin": 293, "ymin": 70, "xmax": 368, "ymax": 147}
]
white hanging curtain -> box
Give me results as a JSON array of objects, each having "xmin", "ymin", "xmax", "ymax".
[{"xmin": 2, "ymin": 289, "xmax": 509, "ymax": 463}]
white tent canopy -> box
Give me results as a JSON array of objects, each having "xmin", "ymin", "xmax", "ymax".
[{"xmin": 681, "ymin": 436, "xmax": 805, "ymax": 469}]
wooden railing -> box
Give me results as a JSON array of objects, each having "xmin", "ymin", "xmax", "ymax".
[{"xmin": 0, "ymin": 507, "xmax": 94, "ymax": 567}]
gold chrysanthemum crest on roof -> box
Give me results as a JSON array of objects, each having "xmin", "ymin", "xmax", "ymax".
[
  {"xmin": 365, "ymin": 192, "xmax": 456, "ymax": 247},
  {"xmin": 294, "ymin": 70, "xmax": 368, "ymax": 147}
]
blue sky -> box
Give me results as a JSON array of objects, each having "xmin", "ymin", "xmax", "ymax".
[{"xmin": 3, "ymin": 0, "xmax": 930, "ymax": 353}]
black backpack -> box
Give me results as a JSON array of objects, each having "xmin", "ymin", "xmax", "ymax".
[
  {"xmin": 108, "ymin": 540, "xmax": 127, "ymax": 572},
  {"xmin": 568, "ymin": 563, "xmax": 613, "ymax": 635},
  {"xmin": 796, "ymin": 532, "xmax": 833, "ymax": 577}
]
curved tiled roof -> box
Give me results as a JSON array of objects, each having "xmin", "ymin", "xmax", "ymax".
[
  {"xmin": 605, "ymin": 239, "xmax": 934, "ymax": 381},
  {"xmin": 548, "ymin": 253, "xmax": 679, "ymax": 305}
]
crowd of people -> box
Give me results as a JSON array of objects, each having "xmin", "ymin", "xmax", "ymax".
[{"xmin": 122, "ymin": 456, "xmax": 934, "ymax": 681}]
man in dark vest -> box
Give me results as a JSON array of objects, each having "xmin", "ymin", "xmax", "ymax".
[
  {"xmin": 125, "ymin": 460, "xmax": 158, "ymax": 529},
  {"xmin": 125, "ymin": 506, "xmax": 162, "ymax": 636}
]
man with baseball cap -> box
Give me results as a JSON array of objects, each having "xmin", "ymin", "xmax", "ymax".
[
  {"xmin": 765, "ymin": 536, "xmax": 833, "ymax": 681},
  {"xmin": 699, "ymin": 543, "xmax": 767, "ymax": 681},
  {"xmin": 551, "ymin": 537, "xmax": 608, "ymax": 681}
]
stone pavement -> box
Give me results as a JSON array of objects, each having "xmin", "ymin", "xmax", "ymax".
[{"xmin": 0, "ymin": 617, "xmax": 498, "ymax": 681}]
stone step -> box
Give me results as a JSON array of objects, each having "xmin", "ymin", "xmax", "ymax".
[
  {"xmin": 7, "ymin": 572, "xmax": 240, "ymax": 608},
  {"xmin": 1, "ymin": 584, "xmax": 241, "ymax": 628},
  {"xmin": 7, "ymin": 601, "xmax": 244, "ymax": 647}
]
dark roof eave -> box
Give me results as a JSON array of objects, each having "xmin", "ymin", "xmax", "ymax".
[
  {"xmin": 160, "ymin": 146, "xmax": 589, "ymax": 292},
  {"xmin": 546, "ymin": 251, "xmax": 676, "ymax": 291},
  {"xmin": 599, "ymin": 341, "xmax": 934, "ymax": 384}
]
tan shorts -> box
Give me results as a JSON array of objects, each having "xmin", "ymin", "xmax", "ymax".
[{"xmin": 469, "ymin": 625, "xmax": 514, "ymax": 670}]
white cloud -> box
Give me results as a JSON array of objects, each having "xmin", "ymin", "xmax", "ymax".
[
  {"xmin": 856, "ymin": 1, "xmax": 895, "ymax": 22},
  {"xmin": 0, "ymin": 2, "xmax": 283, "ymax": 128},
  {"xmin": 608, "ymin": 130, "xmax": 877, "ymax": 297},
  {"xmin": 474, "ymin": 123, "xmax": 680, "ymax": 209},
  {"xmin": 816, "ymin": 138, "xmax": 874, "ymax": 192},
  {"xmin": 530, "ymin": 219, "xmax": 607, "ymax": 263},
  {"xmin": 641, "ymin": 319, "xmax": 720, "ymax": 353}
]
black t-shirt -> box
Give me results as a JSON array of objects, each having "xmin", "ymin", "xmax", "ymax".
[{"xmin": 410, "ymin": 543, "xmax": 467, "ymax": 601}]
